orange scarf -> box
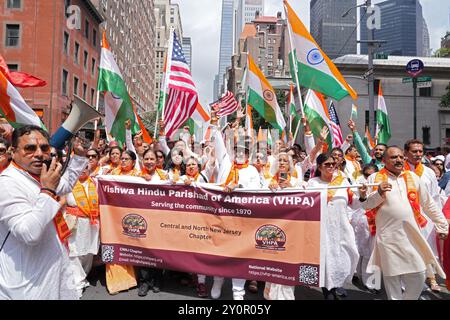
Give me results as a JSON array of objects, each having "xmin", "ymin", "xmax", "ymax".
[
  {"xmin": 326, "ymin": 174, "xmax": 346, "ymax": 203},
  {"xmin": 140, "ymin": 168, "xmax": 167, "ymax": 180},
  {"xmin": 224, "ymin": 161, "xmax": 249, "ymax": 186},
  {"xmin": 404, "ymin": 161, "xmax": 424, "ymax": 177},
  {"xmin": 71, "ymin": 178, "xmax": 99, "ymax": 225},
  {"xmin": 111, "ymin": 167, "xmax": 139, "ymax": 176},
  {"xmin": 12, "ymin": 162, "xmax": 71, "ymax": 245},
  {"xmin": 366, "ymin": 168, "xmax": 427, "ymax": 235}
]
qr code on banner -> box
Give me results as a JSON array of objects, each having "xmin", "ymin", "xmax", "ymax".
[
  {"xmin": 102, "ymin": 245, "xmax": 115, "ymax": 263},
  {"xmin": 299, "ymin": 264, "xmax": 319, "ymax": 286}
]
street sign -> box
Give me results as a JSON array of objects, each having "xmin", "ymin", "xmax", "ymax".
[
  {"xmin": 374, "ymin": 53, "xmax": 389, "ymax": 60},
  {"xmin": 417, "ymin": 81, "xmax": 432, "ymax": 88},
  {"xmin": 402, "ymin": 76, "xmax": 432, "ymax": 84},
  {"xmin": 406, "ymin": 59, "xmax": 424, "ymax": 77}
]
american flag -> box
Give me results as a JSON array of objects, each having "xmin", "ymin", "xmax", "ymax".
[
  {"xmin": 328, "ymin": 101, "xmax": 344, "ymax": 148},
  {"xmin": 163, "ymin": 32, "xmax": 198, "ymax": 138},
  {"xmin": 212, "ymin": 91, "xmax": 239, "ymax": 118}
]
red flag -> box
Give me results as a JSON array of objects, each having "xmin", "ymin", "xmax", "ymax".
[{"xmin": 0, "ymin": 54, "xmax": 47, "ymax": 88}]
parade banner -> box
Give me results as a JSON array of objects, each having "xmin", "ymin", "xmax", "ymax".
[{"xmin": 98, "ymin": 176, "xmax": 326, "ymax": 287}]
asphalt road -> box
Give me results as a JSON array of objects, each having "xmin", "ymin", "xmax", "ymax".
[{"xmin": 81, "ymin": 266, "xmax": 450, "ymax": 300}]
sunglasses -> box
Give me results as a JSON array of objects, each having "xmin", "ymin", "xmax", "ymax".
[
  {"xmin": 323, "ymin": 162, "xmax": 336, "ymax": 168},
  {"xmin": 87, "ymin": 154, "xmax": 98, "ymax": 159},
  {"xmin": 21, "ymin": 144, "xmax": 51, "ymax": 154}
]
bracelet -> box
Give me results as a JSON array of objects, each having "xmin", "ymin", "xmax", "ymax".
[{"xmin": 41, "ymin": 188, "xmax": 56, "ymax": 196}]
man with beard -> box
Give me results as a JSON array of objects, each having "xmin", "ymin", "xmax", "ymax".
[
  {"xmin": 360, "ymin": 146, "xmax": 448, "ymax": 300},
  {"xmin": 0, "ymin": 125, "xmax": 88, "ymax": 299},
  {"xmin": 348, "ymin": 120, "xmax": 386, "ymax": 170}
]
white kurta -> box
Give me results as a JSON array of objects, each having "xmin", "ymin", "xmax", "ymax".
[
  {"xmin": 362, "ymin": 171, "xmax": 449, "ymax": 278},
  {"xmin": 0, "ymin": 155, "xmax": 88, "ymax": 300},
  {"xmin": 308, "ymin": 176, "xmax": 360, "ymax": 290}
]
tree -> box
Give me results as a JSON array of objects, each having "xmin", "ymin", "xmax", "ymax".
[{"xmin": 440, "ymin": 84, "xmax": 450, "ymax": 108}]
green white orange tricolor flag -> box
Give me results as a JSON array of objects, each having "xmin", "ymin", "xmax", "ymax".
[
  {"xmin": 284, "ymin": 0, "xmax": 357, "ymax": 101},
  {"xmin": 364, "ymin": 126, "xmax": 376, "ymax": 151},
  {"xmin": 97, "ymin": 31, "xmax": 151, "ymax": 146},
  {"xmin": 0, "ymin": 70, "xmax": 44, "ymax": 129},
  {"xmin": 376, "ymin": 82, "xmax": 391, "ymax": 144},
  {"xmin": 303, "ymin": 90, "xmax": 333, "ymax": 150},
  {"xmin": 247, "ymin": 54, "xmax": 286, "ymax": 131},
  {"xmin": 288, "ymin": 84, "xmax": 301, "ymax": 135}
]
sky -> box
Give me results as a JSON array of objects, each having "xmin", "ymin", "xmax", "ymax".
[{"xmin": 172, "ymin": 0, "xmax": 450, "ymax": 106}]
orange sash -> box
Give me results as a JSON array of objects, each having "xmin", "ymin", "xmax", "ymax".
[
  {"xmin": 12, "ymin": 162, "xmax": 71, "ymax": 245},
  {"xmin": 111, "ymin": 167, "xmax": 139, "ymax": 176},
  {"xmin": 72, "ymin": 178, "xmax": 99, "ymax": 225},
  {"xmin": 327, "ymin": 174, "xmax": 346, "ymax": 203},
  {"xmin": 224, "ymin": 161, "xmax": 249, "ymax": 186},
  {"xmin": 404, "ymin": 161, "xmax": 424, "ymax": 177},
  {"xmin": 366, "ymin": 168, "xmax": 427, "ymax": 235},
  {"xmin": 140, "ymin": 168, "xmax": 167, "ymax": 180}
]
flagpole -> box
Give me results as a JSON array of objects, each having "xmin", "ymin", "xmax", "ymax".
[
  {"xmin": 94, "ymin": 90, "xmax": 100, "ymax": 130},
  {"xmin": 154, "ymin": 27, "xmax": 175, "ymax": 138},
  {"xmin": 284, "ymin": 3, "xmax": 304, "ymax": 117}
]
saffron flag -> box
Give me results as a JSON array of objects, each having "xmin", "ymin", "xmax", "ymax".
[
  {"xmin": 0, "ymin": 54, "xmax": 47, "ymax": 88},
  {"xmin": 284, "ymin": 1, "xmax": 357, "ymax": 101},
  {"xmin": 376, "ymin": 82, "xmax": 391, "ymax": 144},
  {"xmin": 162, "ymin": 32, "xmax": 199, "ymax": 138},
  {"xmin": 363, "ymin": 126, "xmax": 376, "ymax": 152},
  {"xmin": 247, "ymin": 54, "xmax": 286, "ymax": 130},
  {"xmin": 303, "ymin": 90, "xmax": 333, "ymax": 150},
  {"xmin": 0, "ymin": 70, "xmax": 44, "ymax": 129},
  {"xmin": 97, "ymin": 31, "xmax": 148, "ymax": 146},
  {"xmin": 328, "ymin": 101, "xmax": 344, "ymax": 148}
]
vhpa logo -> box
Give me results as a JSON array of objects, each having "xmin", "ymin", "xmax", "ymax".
[
  {"xmin": 122, "ymin": 214, "xmax": 148, "ymax": 238},
  {"xmin": 255, "ymin": 225, "xmax": 286, "ymax": 251}
]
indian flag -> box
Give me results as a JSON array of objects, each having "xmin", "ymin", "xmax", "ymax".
[
  {"xmin": 0, "ymin": 70, "xmax": 44, "ymax": 129},
  {"xmin": 303, "ymin": 90, "xmax": 332, "ymax": 150},
  {"xmin": 184, "ymin": 102, "xmax": 211, "ymax": 142},
  {"xmin": 376, "ymin": 82, "xmax": 391, "ymax": 144},
  {"xmin": 284, "ymin": 0, "xmax": 357, "ymax": 101},
  {"xmin": 247, "ymin": 54, "xmax": 286, "ymax": 131},
  {"xmin": 97, "ymin": 31, "xmax": 145, "ymax": 146},
  {"xmin": 363, "ymin": 126, "xmax": 376, "ymax": 152},
  {"xmin": 351, "ymin": 104, "xmax": 358, "ymax": 120},
  {"xmin": 245, "ymin": 104, "xmax": 254, "ymax": 141}
]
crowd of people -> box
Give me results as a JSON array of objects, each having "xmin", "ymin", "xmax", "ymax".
[{"xmin": 0, "ymin": 109, "xmax": 449, "ymax": 300}]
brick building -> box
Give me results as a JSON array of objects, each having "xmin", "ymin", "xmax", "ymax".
[{"xmin": 0, "ymin": 0, "xmax": 103, "ymax": 133}]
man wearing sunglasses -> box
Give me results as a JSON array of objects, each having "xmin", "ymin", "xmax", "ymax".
[{"xmin": 0, "ymin": 125, "xmax": 88, "ymax": 300}]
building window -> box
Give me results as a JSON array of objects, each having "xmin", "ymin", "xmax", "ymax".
[
  {"xmin": 73, "ymin": 76, "xmax": 79, "ymax": 95},
  {"xmin": 62, "ymin": 70, "xmax": 68, "ymax": 96},
  {"xmin": 63, "ymin": 32, "xmax": 69, "ymax": 54},
  {"xmin": 422, "ymin": 126, "xmax": 431, "ymax": 145},
  {"xmin": 83, "ymin": 50, "xmax": 88, "ymax": 71},
  {"xmin": 82, "ymin": 83, "xmax": 87, "ymax": 100},
  {"xmin": 7, "ymin": 64, "xmax": 18, "ymax": 71},
  {"xmin": 85, "ymin": 20, "xmax": 89, "ymax": 39},
  {"xmin": 365, "ymin": 110, "xmax": 377, "ymax": 127},
  {"xmin": 74, "ymin": 42, "xmax": 80, "ymax": 64},
  {"xmin": 91, "ymin": 58, "xmax": 96, "ymax": 75},
  {"xmin": 170, "ymin": 17, "xmax": 174, "ymax": 23},
  {"xmin": 7, "ymin": 0, "xmax": 21, "ymax": 9},
  {"xmin": 5, "ymin": 24, "xmax": 20, "ymax": 47},
  {"xmin": 91, "ymin": 88, "xmax": 95, "ymax": 105},
  {"xmin": 419, "ymin": 87, "xmax": 432, "ymax": 97},
  {"xmin": 93, "ymin": 29, "xmax": 97, "ymax": 47}
]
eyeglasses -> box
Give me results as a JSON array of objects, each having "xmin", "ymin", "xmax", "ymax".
[
  {"xmin": 87, "ymin": 154, "xmax": 98, "ymax": 159},
  {"xmin": 0, "ymin": 147, "xmax": 7, "ymax": 155},
  {"xmin": 323, "ymin": 162, "xmax": 336, "ymax": 168},
  {"xmin": 21, "ymin": 144, "xmax": 51, "ymax": 154}
]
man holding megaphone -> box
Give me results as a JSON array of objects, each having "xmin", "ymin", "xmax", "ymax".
[{"xmin": 0, "ymin": 125, "xmax": 88, "ymax": 300}]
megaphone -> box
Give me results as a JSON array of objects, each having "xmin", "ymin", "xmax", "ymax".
[{"xmin": 50, "ymin": 95, "xmax": 102, "ymax": 150}]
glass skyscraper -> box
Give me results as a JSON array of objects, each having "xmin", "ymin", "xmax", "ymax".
[
  {"xmin": 310, "ymin": 0, "xmax": 357, "ymax": 60},
  {"xmin": 215, "ymin": 0, "xmax": 234, "ymax": 100},
  {"xmin": 360, "ymin": 0, "xmax": 426, "ymax": 57}
]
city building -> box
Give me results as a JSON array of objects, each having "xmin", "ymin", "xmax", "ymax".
[
  {"xmin": 182, "ymin": 37, "xmax": 192, "ymax": 70},
  {"xmin": 310, "ymin": 0, "xmax": 357, "ymax": 60},
  {"xmin": 227, "ymin": 12, "xmax": 291, "ymax": 99},
  {"xmin": 235, "ymin": 0, "xmax": 264, "ymax": 54},
  {"xmin": 436, "ymin": 32, "xmax": 450, "ymax": 58},
  {"xmin": 154, "ymin": 0, "xmax": 183, "ymax": 108},
  {"xmin": 360, "ymin": 0, "xmax": 427, "ymax": 57},
  {"xmin": 92, "ymin": 0, "xmax": 156, "ymax": 114},
  {"xmin": 0, "ymin": 0, "xmax": 103, "ymax": 132},
  {"xmin": 332, "ymin": 55, "xmax": 450, "ymax": 149},
  {"xmin": 214, "ymin": 0, "xmax": 235, "ymax": 100}
]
